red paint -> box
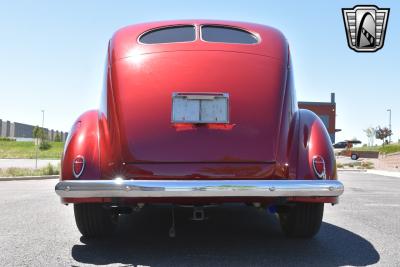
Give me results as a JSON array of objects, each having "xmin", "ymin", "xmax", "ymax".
[
  {"xmin": 61, "ymin": 110, "xmax": 100, "ymax": 181},
  {"xmin": 111, "ymin": 51, "xmax": 286, "ymax": 163},
  {"xmin": 60, "ymin": 20, "xmax": 338, "ymax": 204}
]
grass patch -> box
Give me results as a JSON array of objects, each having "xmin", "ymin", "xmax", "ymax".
[
  {"xmin": 352, "ymin": 143, "xmax": 400, "ymax": 154},
  {"xmin": 0, "ymin": 141, "xmax": 64, "ymax": 159},
  {"xmin": 0, "ymin": 163, "xmax": 60, "ymax": 177}
]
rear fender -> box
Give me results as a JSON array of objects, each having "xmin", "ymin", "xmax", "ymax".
[
  {"xmin": 296, "ymin": 109, "xmax": 337, "ymax": 180},
  {"xmin": 61, "ymin": 110, "xmax": 100, "ymax": 180}
]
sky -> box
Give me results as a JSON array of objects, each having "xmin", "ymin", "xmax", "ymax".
[{"xmin": 0, "ymin": 0, "xmax": 399, "ymax": 145}]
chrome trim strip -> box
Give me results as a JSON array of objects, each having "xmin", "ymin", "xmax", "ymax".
[{"xmin": 55, "ymin": 179, "xmax": 344, "ymax": 198}]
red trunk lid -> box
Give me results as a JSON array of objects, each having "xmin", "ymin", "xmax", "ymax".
[{"xmin": 111, "ymin": 51, "xmax": 286, "ymax": 163}]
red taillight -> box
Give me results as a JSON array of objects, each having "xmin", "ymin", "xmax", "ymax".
[
  {"xmin": 312, "ymin": 155, "xmax": 326, "ymax": 179},
  {"xmin": 72, "ymin": 156, "xmax": 85, "ymax": 178}
]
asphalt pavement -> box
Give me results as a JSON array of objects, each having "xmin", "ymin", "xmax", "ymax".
[{"xmin": 0, "ymin": 172, "xmax": 399, "ymax": 266}]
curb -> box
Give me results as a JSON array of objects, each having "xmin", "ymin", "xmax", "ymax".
[
  {"xmin": 0, "ymin": 175, "xmax": 59, "ymax": 181},
  {"xmin": 367, "ymin": 170, "xmax": 400, "ymax": 178}
]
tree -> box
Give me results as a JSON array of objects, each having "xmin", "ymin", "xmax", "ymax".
[
  {"xmin": 32, "ymin": 126, "xmax": 43, "ymax": 139},
  {"xmin": 364, "ymin": 127, "xmax": 375, "ymax": 146},
  {"xmin": 32, "ymin": 126, "xmax": 50, "ymax": 149},
  {"xmin": 54, "ymin": 132, "xmax": 62, "ymax": 142},
  {"xmin": 375, "ymin": 126, "xmax": 392, "ymax": 146}
]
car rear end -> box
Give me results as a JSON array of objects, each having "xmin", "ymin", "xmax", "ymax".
[{"xmin": 56, "ymin": 20, "xmax": 343, "ymax": 238}]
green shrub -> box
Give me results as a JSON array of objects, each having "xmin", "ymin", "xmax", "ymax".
[
  {"xmin": 353, "ymin": 144, "xmax": 400, "ymax": 154},
  {"xmin": 0, "ymin": 137, "xmax": 16, "ymax": 141},
  {"xmin": 43, "ymin": 163, "xmax": 56, "ymax": 175},
  {"xmin": 39, "ymin": 141, "xmax": 51, "ymax": 150}
]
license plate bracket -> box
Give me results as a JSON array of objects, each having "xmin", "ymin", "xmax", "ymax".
[{"xmin": 171, "ymin": 93, "xmax": 229, "ymax": 123}]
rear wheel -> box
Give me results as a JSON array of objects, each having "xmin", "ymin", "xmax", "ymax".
[
  {"xmin": 351, "ymin": 153, "xmax": 359, "ymax": 160},
  {"xmin": 74, "ymin": 203, "xmax": 118, "ymax": 238},
  {"xmin": 278, "ymin": 203, "xmax": 324, "ymax": 238}
]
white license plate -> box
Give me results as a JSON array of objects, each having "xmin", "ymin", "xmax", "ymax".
[{"xmin": 172, "ymin": 93, "xmax": 229, "ymax": 123}]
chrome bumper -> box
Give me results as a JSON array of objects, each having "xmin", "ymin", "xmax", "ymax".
[{"xmin": 55, "ymin": 179, "xmax": 344, "ymax": 198}]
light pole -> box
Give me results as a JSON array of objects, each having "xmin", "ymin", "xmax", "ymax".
[{"xmin": 387, "ymin": 109, "xmax": 392, "ymax": 143}]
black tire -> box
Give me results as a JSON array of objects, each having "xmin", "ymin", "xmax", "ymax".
[
  {"xmin": 74, "ymin": 203, "xmax": 118, "ymax": 238},
  {"xmin": 351, "ymin": 153, "xmax": 359, "ymax": 160},
  {"xmin": 278, "ymin": 203, "xmax": 324, "ymax": 238}
]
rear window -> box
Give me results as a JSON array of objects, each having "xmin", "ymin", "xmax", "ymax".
[
  {"xmin": 139, "ymin": 25, "xmax": 196, "ymax": 44},
  {"xmin": 201, "ymin": 25, "xmax": 258, "ymax": 44}
]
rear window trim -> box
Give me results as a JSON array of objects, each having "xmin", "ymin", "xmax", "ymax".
[
  {"xmin": 137, "ymin": 24, "xmax": 197, "ymax": 45},
  {"xmin": 200, "ymin": 24, "xmax": 261, "ymax": 45}
]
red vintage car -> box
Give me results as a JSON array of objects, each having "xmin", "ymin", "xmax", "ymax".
[{"xmin": 55, "ymin": 20, "xmax": 343, "ymax": 238}]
